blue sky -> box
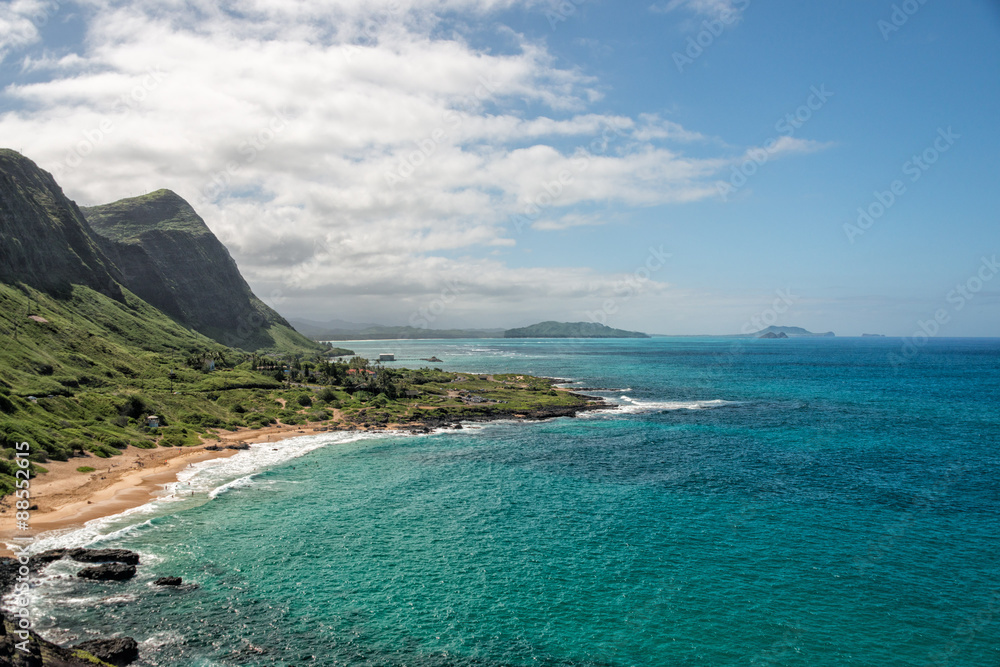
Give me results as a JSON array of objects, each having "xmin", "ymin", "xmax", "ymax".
[{"xmin": 1, "ymin": 0, "xmax": 997, "ymax": 335}]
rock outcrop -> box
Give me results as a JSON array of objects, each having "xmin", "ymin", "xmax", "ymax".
[
  {"xmin": 71, "ymin": 638, "xmax": 138, "ymax": 667},
  {"xmin": 66, "ymin": 549, "xmax": 139, "ymax": 566},
  {"xmin": 76, "ymin": 563, "xmax": 136, "ymax": 582},
  {"xmin": 152, "ymin": 577, "xmax": 182, "ymax": 586},
  {"xmin": 0, "ymin": 610, "xmax": 115, "ymax": 666},
  {"xmin": 32, "ymin": 549, "xmax": 139, "ymax": 567}
]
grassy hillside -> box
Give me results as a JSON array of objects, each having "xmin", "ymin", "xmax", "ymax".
[
  {"xmin": 0, "ymin": 281, "xmax": 600, "ymax": 496},
  {"xmin": 0, "ymin": 281, "xmax": 299, "ymax": 491}
]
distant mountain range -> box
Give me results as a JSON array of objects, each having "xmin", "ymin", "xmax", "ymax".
[
  {"xmin": 292, "ymin": 319, "xmax": 840, "ymax": 341},
  {"xmin": 290, "ymin": 319, "xmax": 653, "ymax": 341},
  {"xmin": 290, "ymin": 319, "xmax": 506, "ymax": 341},
  {"xmin": 504, "ymin": 321, "xmax": 650, "ymax": 339}
]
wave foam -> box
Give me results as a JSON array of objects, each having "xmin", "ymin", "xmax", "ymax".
[
  {"xmin": 583, "ymin": 395, "xmax": 736, "ymax": 417},
  {"xmin": 15, "ymin": 431, "xmax": 385, "ymax": 555}
]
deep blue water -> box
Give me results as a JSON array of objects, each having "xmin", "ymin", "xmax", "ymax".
[{"xmin": 20, "ymin": 338, "xmax": 1000, "ymax": 665}]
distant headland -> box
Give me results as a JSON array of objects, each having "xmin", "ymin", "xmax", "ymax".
[{"xmin": 503, "ymin": 321, "xmax": 650, "ymax": 339}]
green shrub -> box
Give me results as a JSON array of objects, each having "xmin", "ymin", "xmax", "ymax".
[
  {"xmin": 76, "ymin": 466, "xmax": 96, "ymax": 473},
  {"xmin": 118, "ymin": 395, "xmax": 147, "ymax": 419},
  {"xmin": 85, "ymin": 443, "xmax": 121, "ymax": 458},
  {"xmin": 296, "ymin": 394, "xmax": 313, "ymax": 407}
]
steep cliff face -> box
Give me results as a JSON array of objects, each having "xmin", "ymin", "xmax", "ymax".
[
  {"xmin": 0, "ymin": 150, "xmax": 318, "ymax": 353},
  {"xmin": 0, "ymin": 150, "xmax": 122, "ymax": 299},
  {"xmin": 82, "ymin": 190, "xmax": 317, "ymax": 351}
]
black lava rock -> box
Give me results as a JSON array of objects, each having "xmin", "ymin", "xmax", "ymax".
[
  {"xmin": 77, "ymin": 563, "xmax": 136, "ymax": 581},
  {"xmin": 153, "ymin": 577, "xmax": 182, "ymax": 586},
  {"xmin": 68, "ymin": 548, "xmax": 140, "ymax": 565},
  {"xmin": 73, "ymin": 637, "xmax": 140, "ymax": 666}
]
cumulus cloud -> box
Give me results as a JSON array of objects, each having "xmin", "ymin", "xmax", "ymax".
[
  {"xmin": 0, "ymin": 0, "xmax": 824, "ymax": 327},
  {"xmin": 0, "ymin": 0, "xmax": 49, "ymax": 63}
]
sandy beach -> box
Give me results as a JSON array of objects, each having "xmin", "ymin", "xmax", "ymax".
[{"xmin": 0, "ymin": 423, "xmax": 342, "ymax": 556}]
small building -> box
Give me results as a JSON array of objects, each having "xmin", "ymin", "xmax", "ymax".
[
  {"xmin": 379, "ymin": 353, "xmax": 395, "ymax": 362},
  {"xmin": 405, "ymin": 390, "xmax": 421, "ymax": 398},
  {"xmin": 146, "ymin": 415, "xmax": 160, "ymax": 428}
]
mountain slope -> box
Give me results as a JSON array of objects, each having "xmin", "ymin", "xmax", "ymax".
[
  {"xmin": 81, "ymin": 190, "xmax": 319, "ymax": 352},
  {"xmin": 0, "ymin": 149, "xmax": 123, "ymax": 299},
  {"xmin": 504, "ymin": 321, "xmax": 650, "ymax": 339}
]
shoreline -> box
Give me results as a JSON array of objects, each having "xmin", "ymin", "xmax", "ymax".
[
  {"xmin": 0, "ymin": 397, "xmax": 611, "ymax": 556},
  {"xmin": 0, "ymin": 422, "xmax": 348, "ymax": 556}
]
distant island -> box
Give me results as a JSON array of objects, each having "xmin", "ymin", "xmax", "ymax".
[
  {"xmin": 741, "ymin": 326, "xmax": 835, "ymax": 338},
  {"xmin": 504, "ymin": 321, "xmax": 650, "ymax": 339}
]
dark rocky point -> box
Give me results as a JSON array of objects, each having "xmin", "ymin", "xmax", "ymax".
[
  {"xmin": 153, "ymin": 577, "xmax": 182, "ymax": 586},
  {"xmin": 73, "ymin": 637, "xmax": 139, "ymax": 666},
  {"xmin": 77, "ymin": 563, "xmax": 136, "ymax": 581},
  {"xmin": 1, "ymin": 610, "xmax": 116, "ymax": 666},
  {"xmin": 34, "ymin": 549, "xmax": 72, "ymax": 566},
  {"xmin": 68, "ymin": 548, "xmax": 140, "ymax": 565}
]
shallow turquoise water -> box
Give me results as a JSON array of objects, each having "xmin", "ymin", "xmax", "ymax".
[{"xmin": 24, "ymin": 338, "xmax": 1000, "ymax": 665}]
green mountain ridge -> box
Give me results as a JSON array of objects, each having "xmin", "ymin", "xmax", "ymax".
[
  {"xmin": 504, "ymin": 321, "xmax": 650, "ymax": 339},
  {"xmin": 82, "ymin": 189, "xmax": 317, "ymax": 352},
  {"xmin": 0, "ymin": 149, "xmax": 123, "ymax": 299}
]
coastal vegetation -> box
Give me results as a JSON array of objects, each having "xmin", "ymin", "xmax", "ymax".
[
  {"xmin": 0, "ymin": 150, "xmax": 601, "ymax": 497},
  {"xmin": 0, "ymin": 299, "xmax": 598, "ymax": 494}
]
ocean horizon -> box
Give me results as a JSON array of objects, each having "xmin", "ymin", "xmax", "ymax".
[{"xmin": 14, "ymin": 337, "xmax": 1000, "ymax": 666}]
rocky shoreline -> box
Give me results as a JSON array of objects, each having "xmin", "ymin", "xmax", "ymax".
[{"xmin": 0, "ymin": 548, "xmax": 152, "ymax": 666}]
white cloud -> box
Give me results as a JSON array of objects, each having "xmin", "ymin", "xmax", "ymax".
[
  {"xmin": 0, "ymin": 0, "xmax": 49, "ymax": 64},
  {"xmin": 0, "ymin": 0, "xmax": 826, "ymax": 326},
  {"xmin": 650, "ymin": 0, "xmax": 743, "ymax": 20},
  {"xmin": 532, "ymin": 212, "xmax": 606, "ymax": 231}
]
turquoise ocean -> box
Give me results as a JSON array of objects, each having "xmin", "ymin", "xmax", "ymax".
[{"xmin": 15, "ymin": 337, "xmax": 1000, "ymax": 666}]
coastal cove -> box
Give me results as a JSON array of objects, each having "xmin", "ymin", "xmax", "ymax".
[{"xmin": 5, "ymin": 337, "xmax": 999, "ymax": 666}]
